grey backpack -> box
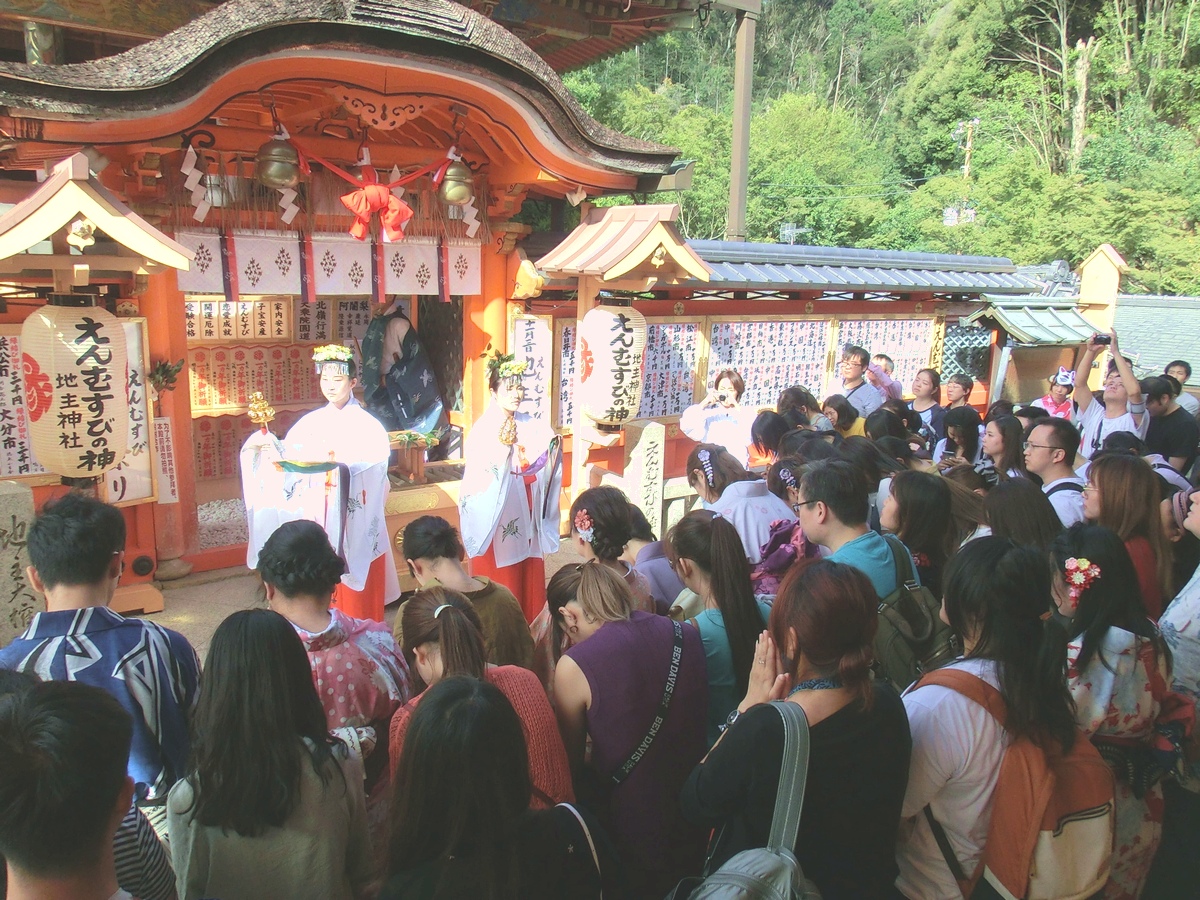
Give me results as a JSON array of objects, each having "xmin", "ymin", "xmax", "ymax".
[{"xmin": 666, "ymin": 702, "xmax": 822, "ymax": 900}]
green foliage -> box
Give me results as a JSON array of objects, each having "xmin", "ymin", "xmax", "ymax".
[{"xmin": 560, "ymin": 0, "xmax": 1200, "ymax": 286}]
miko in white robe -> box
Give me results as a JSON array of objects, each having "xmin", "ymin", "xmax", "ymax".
[
  {"xmin": 242, "ymin": 396, "xmax": 399, "ymax": 620},
  {"xmin": 459, "ymin": 403, "xmax": 561, "ymax": 621}
]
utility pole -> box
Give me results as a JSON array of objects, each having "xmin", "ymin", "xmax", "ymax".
[
  {"xmin": 717, "ymin": 0, "xmax": 762, "ymax": 243},
  {"xmin": 957, "ymin": 117, "xmax": 979, "ymax": 211}
]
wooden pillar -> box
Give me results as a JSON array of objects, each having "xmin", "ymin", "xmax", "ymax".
[
  {"xmin": 726, "ymin": 8, "xmax": 758, "ymax": 242},
  {"xmin": 570, "ymin": 276, "xmax": 600, "ymax": 505},
  {"xmin": 140, "ymin": 269, "xmax": 199, "ymax": 576}
]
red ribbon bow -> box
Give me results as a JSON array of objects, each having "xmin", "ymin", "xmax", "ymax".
[{"xmin": 340, "ymin": 175, "xmax": 414, "ymax": 242}]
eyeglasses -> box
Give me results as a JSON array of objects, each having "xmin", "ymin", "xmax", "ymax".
[
  {"xmin": 791, "ymin": 500, "xmax": 820, "ymax": 513},
  {"xmin": 1022, "ymin": 441, "xmax": 1062, "ymax": 452},
  {"xmin": 840, "ymin": 359, "xmax": 864, "ymax": 368},
  {"xmin": 1083, "ymin": 483, "xmax": 1098, "ymax": 493}
]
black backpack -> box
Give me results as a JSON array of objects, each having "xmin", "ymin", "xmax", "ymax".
[{"xmin": 873, "ymin": 535, "xmax": 957, "ymax": 691}]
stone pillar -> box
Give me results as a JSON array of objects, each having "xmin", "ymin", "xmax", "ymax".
[{"xmin": 0, "ymin": 481, "xmax": 38, "ymax": 646}]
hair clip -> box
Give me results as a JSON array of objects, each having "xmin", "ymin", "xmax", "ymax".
[
  {"xmin": 779, "ymin": 467, "xmax": 798, "ymax": 490},
  {"xmin": 433, "ymin": 604, "xmax": 452, "ymax": 618},
  {"xmin": 697, "ymin": 448, "xmax": 715, "ymax": 486},
  {"xmin": 1064, "ymin": 557, "xmax": 1101, "ymax": 610},
  {"xmin": 573, "ymin": 509, "xmax": 595, "ymax": 544}
]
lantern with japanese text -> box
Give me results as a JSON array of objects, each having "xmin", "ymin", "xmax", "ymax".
[
  {"xmin": 20, "ymin": 296, "xmax": 129, "ymax": 477},
  {"xmin": 577, "ymin": 304, "xmax": 647, "ymax": 431}
]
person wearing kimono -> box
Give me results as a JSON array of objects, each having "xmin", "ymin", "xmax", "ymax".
[
  {"xmin": 459, "ymin": 353, "xmax": 561, "ymax": 622},
  {"xmin": 241, "ymin": 345, "xmax": 399, "ymax": 622}
]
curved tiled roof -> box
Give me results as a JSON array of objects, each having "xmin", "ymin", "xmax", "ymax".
[{"xmin": 0, "ymin": 0, "xmax": 679, "ymax": 176}]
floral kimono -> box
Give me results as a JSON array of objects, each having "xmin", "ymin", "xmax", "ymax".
[{"xmin": 1067, "ymin": 628, "xmax": 1169, "ymax": 899}]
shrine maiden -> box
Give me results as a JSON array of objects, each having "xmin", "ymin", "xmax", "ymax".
[
  {"xmin": 243, "ymin": 345, "xmax": 399, "ymax": 622},
  {"xmin": 459, "ymin": 354, "xmax": 561, "ymax": 621}
]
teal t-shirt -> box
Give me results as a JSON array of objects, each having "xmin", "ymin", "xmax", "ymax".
[
  {"xmin": 828, "ymin": 531, "xmax": 915, "ymax": 599},
  {"xmin": 694, "ymin": 600, "xmax": 772, "ymax": 746}
]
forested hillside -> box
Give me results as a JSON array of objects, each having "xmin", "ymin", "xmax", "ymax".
[{"xmin": 563, "ymin": 0, "xmax": 1200, "ymax": 292}]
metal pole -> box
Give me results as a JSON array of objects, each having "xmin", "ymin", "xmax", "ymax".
[{"xmin": 726, "ymin": 9, "xmax": 757, "ymax": 242}]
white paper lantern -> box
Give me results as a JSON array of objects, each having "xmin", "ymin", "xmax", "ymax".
[
  {"xmin": 20, "ymin": 297, "xmax": 129, "ymax": 477},
  {"xmin": 577, "ymin": 305, "xmax": 647, "ymax": 429}
]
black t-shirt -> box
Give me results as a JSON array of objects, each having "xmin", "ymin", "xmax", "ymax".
[
  {"xmin": 680, "ymin": 684, "xmax": 912, "ymax": 900},
  {"xmin": 1146, "ymin": 406, "xmax": 1200, "ymax": 471}
]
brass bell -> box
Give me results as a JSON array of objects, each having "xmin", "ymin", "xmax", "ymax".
[
  {"xmin": 439, "ymin": 160, "xmax": 474, "ymax": 207},
  {"xmin": 255, "ymin": 138, "xmax": 301, "ymax": 190}
]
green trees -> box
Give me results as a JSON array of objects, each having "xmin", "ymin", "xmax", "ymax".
[{"xmin": 561, "ymin": 0, "xmax": 1200, "ymax": 290}]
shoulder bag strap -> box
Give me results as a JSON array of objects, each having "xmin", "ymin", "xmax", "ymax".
[
  {"xmin": 557, "ymin": 802, "xmax": 603, "ymax": 898},
  {"xmin": 766, "ymin": 700, "xmax": 811, "ymax": 852},
  {"xmin": 1045, "ymin": 481, "xmax": 1085, "ymax": 497},
  {"xmin": 882, "ymin": 533, "xmax": 919, "ymax": 586},
  {"xmin": 611, "ymin": 619, "xmax": 684, "ymax": 785},
  {"xmin": 923, "ymin": 805, "xmax": 971, "ymax": 889}
]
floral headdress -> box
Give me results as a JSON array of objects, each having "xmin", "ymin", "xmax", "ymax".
[
  {"xmin": 697, "ymin": 448, "xmax": 715, "ymax": 486},
  {"xmin": 313, "ymin": 344, "xmax": 353, "ymax": 374},
  {"xmin": 485, "ymin": 351, "xmax": 528, "ymax": 384},
  {"xmin": 1064, "ymin": 557, "xmax": 1101, "ymax": 610},
  {"xmin": 574, "ymin": 509, "xmax": 595, "ymax": 544}
]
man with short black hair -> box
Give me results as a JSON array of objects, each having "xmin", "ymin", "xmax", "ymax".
[
  {"xmin": 840, "ymin": 345, "xmax": 887, "ymax": 417},
  {"xmin": 1023, "ymin": 419, "xmax": 1086, "ymax": 527},
  {"xmin": 795, "ymin": 459, "xmax": 913, "ymax": 597},
  {"xmin": 1164, "ymin": 360, "xmax": 1199, "ymax": 418},
  {"xmin": 0, "ymin": 679, "xmax": 135, "ymax": 900},
  {"xmin": 0, "ymin": 493, "xmax": 199, "ymax": 833},
  {"xmin": 1143, "ymin": 375, "xmax": 1199, "ymax": 473}
]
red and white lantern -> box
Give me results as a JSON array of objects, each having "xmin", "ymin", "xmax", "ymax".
[
  {"xmin": 20, "ymin": 296, "xmax": 128, "ymax": 477},
  {"xmin": 577, "ymin": 304, "xmax": 647, "ymax": 430}
]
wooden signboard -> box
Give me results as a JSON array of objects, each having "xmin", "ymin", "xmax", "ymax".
[
  {"xmin": 508, "ymin": 312, "xmax": 555, "ymax": 425},
  {"xmin": 832, "ymin": 317, "xmax": 942, "ymax": 397},
  {"xmin": 706, "ymin": 317, "xmax": 834, "ymax": 409}
]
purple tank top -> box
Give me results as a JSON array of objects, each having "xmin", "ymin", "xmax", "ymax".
[{"xmin": 566, "ymin": 610, "xmax": 708, "ymax": 897}]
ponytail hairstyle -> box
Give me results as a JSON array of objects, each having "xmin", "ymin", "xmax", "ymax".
[
  {"xmin": 570, "ymin": 485, "xmax": 633, "ymax": 563},
  {"xmin": 874, "ymin": 436, "xmax": 916, "ymax": 470},
  {"xmin": 942, "ymin": 536, "xmax": 1076, "ymax": 751},
  {"xmin": 546, "ymin": 561, "xmax": 635, "ymax": 660},
  {"xmin": 399, "ymin": 587, "xmax": 487, "ymax": 691},
  {"xmin": 686, "ymin": 443, "xmax": 750, "ymax": 500},
  {"xmin": 770, "ymin": 559, "xmax": 877, "ymax": 709},
  {"xmin": 1051, "ymin": 524, "xmax": 1167, "ymax": 673},
  {"xmin": 257, "ymin": 520, "xmax": 346, "ymax": 600},
  {"xmin": 665, "ymin": 510, "xmax": 759, "ymax": 695}
]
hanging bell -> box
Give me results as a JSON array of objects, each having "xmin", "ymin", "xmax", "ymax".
[
  {"xmin": 439, "ymin": 160, "xmax": 474, "ymax": 207},
  {"xmin": 255, "ymin": 138, "xmax": 301, "ymax": 190}
]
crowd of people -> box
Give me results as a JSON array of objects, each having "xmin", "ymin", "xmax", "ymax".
[{"xmin": 2, "ymin": 331, "xmax": 1200, "ymax": 899}]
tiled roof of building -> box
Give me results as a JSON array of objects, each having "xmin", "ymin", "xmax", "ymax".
[{"xmin": 0, "ymin": 0, "xmax": 680, "ymax": 176}]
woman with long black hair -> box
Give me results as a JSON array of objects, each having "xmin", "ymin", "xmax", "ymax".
[
  {"xmin": 666, "ymin": 509, "xmax": 771, "ymax": 745},
  {"xmin": 168, "ymin": 609, "xmax": 372, "ymax": 900},
  {"xmin": 880, "ymin": 469, "xmax": 958, "ymax": 597},
  {"xmin": 383, "ymin": 677, "xmax": 615, "ymax": 899},
  {"xmin": 895, "ymin": 537, "xmax": 1078, "ymax": 899}
]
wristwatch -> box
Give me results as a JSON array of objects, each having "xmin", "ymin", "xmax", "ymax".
[{"xmin": 717, "ymin": 707, "xmax": 742, "ymax": 735}]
